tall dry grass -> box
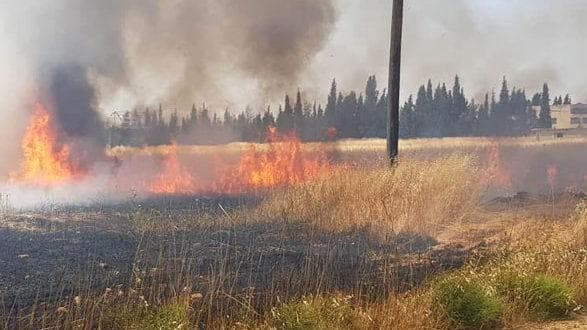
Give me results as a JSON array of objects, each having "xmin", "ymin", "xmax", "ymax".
[
  {"xmin": 109, "ymin": 136, "xmax": 587, "ymax": 158},
  {"xmin": 257, "ymin": 155, "xmax": 481, "ymax": 237},
  {"xmin": 502, "ymin": 202, "xmax": 587, "ymax": 304},
  {"xmin": 358, "ymin": 200, "xmax": 587, "ymax": 329}
]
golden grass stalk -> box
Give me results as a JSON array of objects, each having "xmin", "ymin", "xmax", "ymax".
[{"xmin": 257, "ymin": 155, "xmax": 481, "ymax": 237}]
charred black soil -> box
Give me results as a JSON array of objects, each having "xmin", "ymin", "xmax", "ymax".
[{"xmin": 0, "ymin": 195, "xmax": 480, "ymax": 317}]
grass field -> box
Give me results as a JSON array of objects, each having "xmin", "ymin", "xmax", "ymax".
[{"xmin": 1, "ymin": 137, "xmax": 587, "ymax": 329}]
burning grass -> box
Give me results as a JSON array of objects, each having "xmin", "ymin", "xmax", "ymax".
[
  {"xmin": 257, "ymin": 155, "xmax": 481, "ymax": 236},
  {"xmin": 217, "ymin": 128, "xmax": 333, "ymax": 194},
  {"xmin": 147, "ymin": 142, "xmax": 200, "ymax": 195},
  {"xmin": 9, "ymin": 102, "xmax": 82, "ymax": 186}
]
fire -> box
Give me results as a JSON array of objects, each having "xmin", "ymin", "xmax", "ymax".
[
  {"xmin": 219, "ymin": 127, "xmax": 331, "ymax": 193},
  {"xmin": 10, "ymin": 102, "xmax": 79, "ymax": 186},
  {"xmin": 547, "ymin": 164, "xmax": 558, "ymax": 187},
  {"xmin": 481, "ymin": 142, "xmax": 512, "ymax": 189},
  {"xmin": 148, "ymin": 142, "xmax": 199, "ymax": 195},
  {"xmin": 324, "ymin": 127, "xmax": 337, "ymax": 140}
]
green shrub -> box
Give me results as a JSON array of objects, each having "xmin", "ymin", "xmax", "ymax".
[
  {"xmin": 102, "ymin": 299, "xmax": 190, "ymax": 329},
  {"xmin": 270, "ymin": 296, "xmax": 360, "ymax": 330},
  {"xmin": 433, "ymin": 277, "xmax": 502, "ymax": 329},
  {"xmin": 496, "ymin": 272, "xmax": 574, "ymax": 320}
]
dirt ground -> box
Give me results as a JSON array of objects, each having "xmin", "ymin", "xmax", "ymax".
[{"xmin": 528, "ymin": 314, "xmax": 587, "ymax": 329}]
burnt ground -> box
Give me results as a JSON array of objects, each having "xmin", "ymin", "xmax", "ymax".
[{"xmin": 1, "ymin": 192, "xmax": 568, "ymax": 318}]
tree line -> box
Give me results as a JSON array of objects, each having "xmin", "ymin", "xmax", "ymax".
[{"xmin": 108, "ymin": 75, "xmax": 565, "ymax": 146}]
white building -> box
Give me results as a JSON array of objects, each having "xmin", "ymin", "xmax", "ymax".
[{"xmin": 549, "ymin": 104, "xmax": 587, "ymax": 129}]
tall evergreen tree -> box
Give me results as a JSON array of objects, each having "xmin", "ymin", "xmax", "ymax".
[
  {"xmin": 364, "ymin": 75, "xmax": 378, "ymax": 111},
  {"xmin": 426, "ymin": 79, "xmax": 434, "ymax": 104},
  {"xmin": 325, "ymin": 79, "xmax": 337, "ymax": 127},
  {"xmin": 339, "ymin": 91, "xmax": 359, "ymax": 138},
  {"xmin": 399, "ymin": 95, "xmax": 416, "ymax": 137},
  {"xmin": 539, "ymin": 83, "xmax": 552, "ymax": 128},
  {"xmin": 363, "ymin": 75, "xmax": 379, "ymax": 137},
  {"xmin": 477, "ymin": 93, "xmax": 490, "ymax": 136},
  {"xmin": 531, "ymin": 93, "xmax": 541, "ymax": 106},
  {"xmin": 450, "ymin": 75, "xmax": 468, "ymax": 136},
  {"xmin": 435, "ymin": 83, "xmax": 450, "ymax": 137},
  {"xmin": 374, "ymin": 89, "xmax": 388, "ymax": 137},
  {"xmin": 262, "ymin": 106, "xmax": 275, "ymax": 128},
  {"xmin": 293, "ymin": 89, "xmax": 304, "ymax": 131},
  {"xmin": 493, "ymin": 77, "xmax": 511, "ymax": 135},
  {"xmin": 277, "ymin": 95, "xmax": 294, "ymax": 133},
  {"xmin": 190, "ymin": 104, "xmax": 198, "ymax": 125},
  {"xmin": 169, "ymin": 111, "xmax": 179, "ymax": 137},
  {"xmin": 414, "ymin": 85, "xmax": 428, "ymax": 136}
]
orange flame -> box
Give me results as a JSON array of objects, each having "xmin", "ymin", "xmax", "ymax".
[
  {"xmin": 547, "ymin": 164, "xmax": 558, "ymax": 187},
  {"xmin": 481, "ymin": 143, "xmax": 512, "ymax": 189},
  {"xmin": 324, "ymin": 127, "xmax": 337, "ymax": 140},
  {"xmin": 10, "ymin": 102, "xmax": 79, "ymax": 186},
  {"xmin": 148, "ymin": 142, "xmax": 199, "ymax": 195},
  {"xmin": 218, "ymin": 127, "xmax": 331, "ymax": 193}
]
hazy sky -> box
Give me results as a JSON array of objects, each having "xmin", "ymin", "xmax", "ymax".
[{"xmin": 311, "ymin": 0, "xmax": 587, "ymax": 103}]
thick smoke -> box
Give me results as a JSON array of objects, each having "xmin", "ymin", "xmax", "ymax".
[
  {"xmin": 43, "ymin": 65, "xmax": 106, "ymax": 167},
  {"xmin": 46, "ymin": 66, "xmax": 103, "ymax": 141},
  {"xmin": 0, "ymin": 0, "xmax": 336, "ymax": 114},
  {"xmin": 221, "ymin": 1, "xmax": 337, "ymax": 98}
]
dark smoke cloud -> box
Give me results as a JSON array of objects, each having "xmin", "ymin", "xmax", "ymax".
[
  {"xmin": 221, "ymin": 0, "xmax": 336, "ymax": 97},
  {"xmin": 45, "ymin": 65, "xmax": 103, "ymax": 140},
  {"xmin": 118, "ymin": 0, "xmax": 336, "ymax": 110},
  {"xmin": 43, "ymin": 64, "xmax": 106, "ymax": 166}
]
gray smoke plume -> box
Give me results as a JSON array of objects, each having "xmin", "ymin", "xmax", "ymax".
[
  {"xmin": 221, "ymin": 1, "xmax": 337, "ymax": 97},
  {"xmin": 42, "ymin": 64, "xmax": 106, "ymax": 167},
  {"xmin": 0, "ymin": 0, "xmax": 336, "ymax": 113}
]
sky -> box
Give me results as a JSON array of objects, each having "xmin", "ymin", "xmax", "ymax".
[{"xmin": 310, "ymin": 0, "xmax": 587, "ymax": 103}]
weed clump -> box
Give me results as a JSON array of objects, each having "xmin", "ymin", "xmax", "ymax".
[
  {"xmin": 270, "ymin": 295, "xmax": 361, "ymax": 330},
  {"xmin": 102, "ymin": 299, "xmax": 189, "ymax": 330},
  {"xmin": 496, "ymin": 272, "xmax": 575, "ymax": 320},
  {"xmin": 432, "ymin": 277, "xmax": 502, "ymax": 329}
]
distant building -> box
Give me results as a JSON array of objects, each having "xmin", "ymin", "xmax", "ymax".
[{"xmin": 546, "ymin": 103, "xmax": 587, "ymax": 129}]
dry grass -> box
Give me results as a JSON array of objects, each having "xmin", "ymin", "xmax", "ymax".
[
  {"xmin": 349, "ymin": 201, "xmax": 587, "ymax": 329},
  {"xmin": 109, "ymin": 136, "xmax": 587, "ymax": 157},
  {"xmin": 504, "ymin": 203, "xmax": 587, "ymax": 304},
  {"xmin": 257, "ymin": 155, "xmax": 481, "ymax": 237}
]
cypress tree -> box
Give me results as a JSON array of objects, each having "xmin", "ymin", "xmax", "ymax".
[
  {"xmin": 399, "ymin": 95, "xmax": 416, "ymax": 137},
  {"xmin": 325, "ymin": 79, "xmax": 337, "ymax": 127},
  {"xmin": 478, "ymin": 93, "xmax": 490, "ymax": 136},
  {"xmin": 294, "ymin": 89, "xmax": 304, "ymax": 131},
  {"xmin": 539, "ymin": 83, "xmax": 552, "ymax": 128},
  {"xmin": 414, "ymin": 85, "xmax": 428, "ymax": 137},
  {"xmin": 364, "ymin": 76, "xmax": 379, "ymax": 137}
]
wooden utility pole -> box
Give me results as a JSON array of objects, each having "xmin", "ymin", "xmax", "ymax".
[{"xmin": 387, "ymin": 0, "xmax": 403, "ymax": 164}]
